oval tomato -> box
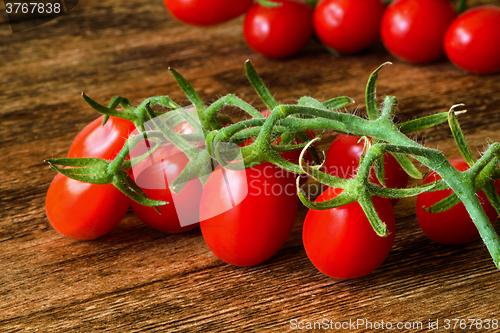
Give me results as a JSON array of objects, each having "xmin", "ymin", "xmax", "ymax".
[
  {"xmin": 323, "ymin": 134, "xmax": 409, "ymax": 205},
  {"xmin": 303, "ymin": 187, "xmax": 395, "ymax": 279},
  {"xmin": 416, "ymin": 158, "xmax": 498, "ymax": 245},
  {"xmin": 46, "ymin": 173, "xmax": 130, "ymax": 240},
  {"xmin": 444, "ymin": 6, "xmax": 500, "ymax": 75},
  {"xmin": 131, "ymin": 144, "xmax": 202, "ymax": 233},
  {"xmin": 313, "ymin": 0, "xmax": 386, "ymax": 54},
  {"xmin": 380, "ymin": 0, "xmax": 457, "ymax": 63},
  {"xmin": 200, "ymin": 162, "xmax": 298, "ymax": 266},
  {"xmin": 243, "ymin": 0, "xmax": 314, "ymax": 58},
  {"xmin": 164, "ymin": 0, "xmax": 253, "ymax": 26},
  {"xmin": 68, "ymin": 115, "xmax": 136, "ymax": 161}
]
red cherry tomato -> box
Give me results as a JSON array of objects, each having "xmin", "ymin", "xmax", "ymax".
[
  {"xmin": 164, "ymin": 0, "xmax": 253, "ymax": 26},
  {"xmin": 131, "ymin": 144, "xmax": 202, "ymax": 233},
  {"xmin": 313, "ymin": 0, "xmax": 386, "ymax": 54},
  {"xmin": 303, "ymin": 187, "xmax": 395, "ymax": 279},
  {"xmin": 68, "ymin": 115, "xmax": 136, "ymax": 161},
  {"xmin": 381, "ymin": 0, "xmax": 457, "ymax": 63},
  {"xmin": 323, "ymin": 134, "xmax": 409, "ymax": 205},
  {"xmin": 200, "ymin": 162, "xmax": 298, "ymax": 266},
  {"xmin": 444, "ymin": 6, "xmax": 500, "ymax": 75},
  {"xmin": 45, "ymin": 173, "xmax": 130, "ymax": 240},
  {"xmin": 416, "ymin": 158, "xmax": 498, "ymax": 245},
  {"xmin": 243, "ymin": 0, "xmax": 314, "ymax": 58}
]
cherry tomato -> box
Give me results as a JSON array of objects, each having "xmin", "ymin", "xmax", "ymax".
[
  {"xmin": 164, "ymin": 0, "xmax": 253, "ymax": 26},
  {"xmin": 416, "ymin": 158, "xmax": 498, "ymax": 245},
  {"xmin": 243, "ymin": 0, "xmax": 314, "ymax": 58},
  {"xmin": 444, "ymin": 6, "xmax": 500, "ymax": 75},
  {"xmin": 323, "ymin": 134, "xmax": 409, "ymax": 205},
  {"xmin": 200, "ymin": 162, "xmax": 298, "ymax": 266},
  {"xmin": 68, "ymin": 115, "xmax": 136, "ymax": 161},
  {"xmin": 381, "ymin": 0, "xmax": 457, "ymax": 63},
  {"xmin": 313, "ymin": 0, "xmax": 386, "ymax": 54},
  {"xmin": 131, "ymin": 144, "xmax": 202, "ymax": 233},
  {"xmin": 45, "ymin": 173, "xmax": 130, "ymax": 240},
  {"xmin": 303, "ymin": 187, "xmax": 395, "ymax": 279}
]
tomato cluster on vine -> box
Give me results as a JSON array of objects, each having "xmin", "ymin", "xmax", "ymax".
[
  {"xmin": 163, "ymin": 0, "xmax": 500, "ymax": 74},
  {"xmin": 45, "ymin": 62, "xmax": 500, "ymax": 280}
]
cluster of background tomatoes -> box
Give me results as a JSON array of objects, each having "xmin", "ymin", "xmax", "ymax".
[{"xmin": 163, "ymin": 0, "xmax": 500, "ymax": 74}]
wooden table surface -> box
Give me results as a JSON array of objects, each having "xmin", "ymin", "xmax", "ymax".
[{"xmin": 2, "ymin": 0, "xmax": 500, "ymax": 331}]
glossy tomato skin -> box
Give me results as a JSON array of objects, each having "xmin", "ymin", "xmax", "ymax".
[
  {"xmin": 131, "ymin": 144, "xmax": 202, "ymax": 233},
  {"xmin": 68, "ymin": 115, "xmax": 136, "ymax": 161},
  {"xmin": 444, "ymin": 6, "xmax": 500, "ymax": 75},
  {"xmin": 323, "ymin": 134, "xmax": 409, "ymax": 205},
  {"xmin": 46, "ymin": 173, "xmax": 130, "ymax": 240},
  {"xmin": 381, "ymin": 0, "xmax": 457, "ymax": 63},
  {"xmin": 243, "ymin": 0, "xmax": 314, "ymax": 58},
  {"xmin": 303, "ymin": 187, "xmax": 395, "ymax": 279},
  {"xmin": 314, "ymin": 0, "xmax": 386, "ymax": 54},
  {"xmin": 164, "ymin": 0, "xmax": 253, "ymax": 26},
  {"xmin": 200, "ymin": 162, "xmax": 298, "ymax": 266},
  {"xmin": 416, "ymin": 159, "xmax": 498, "ymax": 245}
]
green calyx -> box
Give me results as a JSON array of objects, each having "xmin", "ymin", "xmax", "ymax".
[{"xmin": 45, "ymin": 156, "xmax": 167, "ymax": 208}]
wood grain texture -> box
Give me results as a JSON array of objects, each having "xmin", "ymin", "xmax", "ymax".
[{"xmin": 1, "ymin": 0, "xmax": 500, "ymax": 331}]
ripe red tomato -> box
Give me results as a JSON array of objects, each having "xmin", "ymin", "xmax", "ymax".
[
  {"xmin": 323, "ymin": 134, "xmax": 409, "ymax": 205},
  {"xmin": 313, "ymin": 0, "xmax": 386, "ymax": 54},
  {"xmin": 200, "ymin": 162, "xmax": 298, "ymax": 266},
  {"xmin": 164, "ymin": 0, "xmax": 253, "ymax": 26},
  {"xmin": 444, "ymin": 6, "xmax": 500, "ymax": 75},
  {"xmin": 131, "ymin": 144, "xmax": 202, "ymax": 233},
  {"xmin": 380, "ymin": 0, "xmax": 457, "ymax": 63},
  {"xmin": 243, "ymin": 0, "xmax": 314, "ymax": 58},
  {"xmin": 68, "ymin": 115, "xmax": 136, "ymax": 161},
  {"xmin": 416, "ymin": 158, "xmax": 498, "ymax": 245},
  {"xmin": 45, "ymin": 173, "xmax": 130, "ymax": 240},
  {"xmin": 303, "ymin": 187, "xmax": 395, "ymax": 279}
]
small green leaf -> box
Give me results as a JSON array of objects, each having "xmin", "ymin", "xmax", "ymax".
[
  {"xmin": 114, "ymin": 173, "xmax": 168, "ymax": 207},
  {"xmin": 170, "ymin": 68, "xmax": 206, "ymax": 113},
  {"xmin": 365, "ymin": 62, "xmax": 392, "ymax": 120},
  {"xmin": 448, "ymin": 105, "xmax": 475, "ymax": 166},
  {"xmin": 47, "ymin": 163, "xmax": 113, "ymax": 185},
  {"xmin": 46, "ymin": 157, "xmax": 109, "ymax": 168},
  {"xmin": 358, "ymin": 194, "xmax": 389, "ymax": 237},
  {"xmin": 298, "ymin": 96, "xmax": 326, "ymax": 109},
  {"xmin": 82, "ymin": 93, "xmax": 136, "ymax": 121},
  {"xmin": 368, "ymin": 181, "xmax": 435, "ymax": 198},
  {"xmin": 323, "ymin": 96, "xmax": 355, "ymax": 111},
  {"xmin": 298, "ymin": 184, "xmax": 355, "ymax": 210},
  {"xmin": 103, "ymin": 96, "xmax": 124, "ymax": 126},
  {"xmin": 392, "ymin": 153, "xmax": 423, "ymax": 179},
  {"xmin": 374, "ymin": 155, "xmax": 386, "ymax": 186},
  {"xmin": 119, "ymin": 97, "xmax": 135, "ymax": 112},
  {"xmin": 397, "ymin": 112, "xmax": 453, "ymax": 134},
  {"xmin": 423, "ymin": 192, "xmax": 460, "ymax": 213},
  {"xmin": 245, "ymin": 60, "xmax": 279, "ymax": 110}
]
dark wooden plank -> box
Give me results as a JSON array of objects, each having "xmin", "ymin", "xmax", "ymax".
[{"xmin": 1, "ymin": 0, "xmax": 500, "ymax": 331}]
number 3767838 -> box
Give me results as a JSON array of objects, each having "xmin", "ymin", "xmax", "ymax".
[{"xmin": 6, "ymin": 2, "xmax": 61, "ymax": 14}]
